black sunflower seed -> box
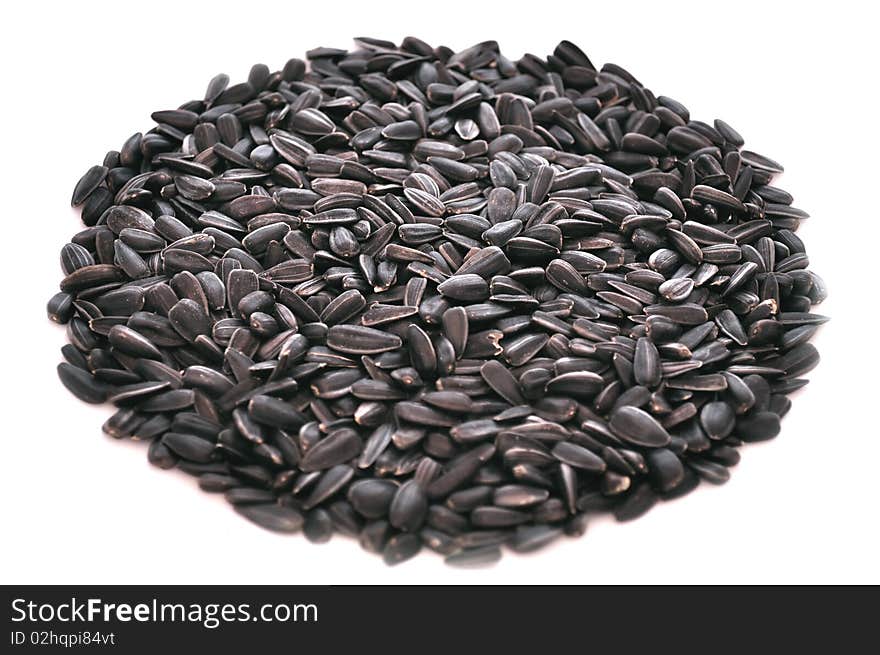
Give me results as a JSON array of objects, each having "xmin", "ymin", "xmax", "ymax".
[
  {"xmin": 326, "ymin": 325, "xmax": 402, "ymax": 354},
  {"xmin": 480, "ymin": 360, "xmax": 525, "ymax": 405},
  {"xmin": 57, "ymin": 363, "xmax": 108, "ymax": 404},
  {"xmin": 53, "ymin": 38, "xmax": 823, "ymax": 568},
  {"xmin": 71, "ymin": 165, "xmax": 108, "ymax": 206},
  {"xmin": 736, "ymin": 411, "xmax": 781, "ymax": 442},
  {"xmin": 700, "ymin": 401, "xmax": 737, "ymax": 440},
  {"xmin": 609, "ymin": 406, "xmax": 672, "ymax": 447},
  {"xmin": 299, "ymin": 428, "xmax": 362, "ymax": 472},
  {"xmin": 303, "ymin": 509, "xmax": 335, "ymax": 543},
  {"xmin": 551, "ymin": 442, "xmax": 606, "ymax": 473},
  {"xmin": 382, "ymin": 533, "xmax": 422, "ymax": 565},
  {"xmin": 493, "ymin": 485, "xmax": 550, "ymax": 508},
  {"xmin": 437, "ymin": 274, "xmax": 490, "ymax": 301},
  {"xmin": 633, "ymin": 337, "xmax": 662, "ymax": 388},
  {"xmin": 162, "ymin": 432, "xmax": 215, "ymax": 463},
  {"xmin": 545, "ymin": 372, "xmax": 604, "ymax": 399},
  {"xmin": 236, "ymin": 503, "xmax": 304, "ymax": 533},
  {"xmin": 389, "ymin": 479, "xmax": 429, "ymax": 532},
  {"xmin": 348, "ymin": 479, "xmax": 398, "ymax": 519}
]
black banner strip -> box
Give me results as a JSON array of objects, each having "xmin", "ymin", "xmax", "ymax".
[{"xmin": 1, "ymin": 585, "xmax": 874, "ymax": 652}]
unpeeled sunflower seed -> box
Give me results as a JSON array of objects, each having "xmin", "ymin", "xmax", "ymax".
[{"xmin": 51, "ymin": 37, "xmax": 824, "ymax": 568}]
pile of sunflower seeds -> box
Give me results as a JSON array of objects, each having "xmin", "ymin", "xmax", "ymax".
[{"xmin": 51, "ymin": 37, "xmax": 826, "ymax": 566}]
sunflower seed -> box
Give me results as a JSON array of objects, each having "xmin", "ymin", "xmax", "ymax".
[
  {"xmin": 633, "ymin": 337, "xmax": 662, "ymax": 388},
  {"xmin": 480, "ymin": 360, "xmax": 525, "ymax": 405},
  {"xmin": 299, "ymin": 428, "xmax": 362, "ymax": 472},
  {"xmin": 348, "ymin": 479, "xmax": 398, "ymax": 518},
  {"xmin": 54, "ymin": 38, "xmax": 823, "ymax": 567},
  {"xmin": 326, "ymin": 325, "xmax": 402, "ymax": 354},
  {"xmin": 236, "ymin": 503, "xmax": 304, "ymax": 533},
  {"xmin": 382, "ymin": 533, "xmax": 422, "ymax": 565},
  {"xmin": 551, "ymin": 442, "xmax": 606, "ymax": 473},
  {"xmin": 162, "ymin": 432, "xmax": 215, "ymax": 463},
  {"xmin": 71, "ymin": 165, "xmax": 108, "ymax": 206},
  {"xmin": 609, "ymin": 406, "xmax": 672, "ymax": 447},
  {"xmin": 57, "ymin": 363, "xmax": 108, "ymax": 404}
]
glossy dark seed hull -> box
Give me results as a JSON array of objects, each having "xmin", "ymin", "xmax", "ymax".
[{"xmin": 53, "ymin": 37, "xmax": 824, "ymax": 565}]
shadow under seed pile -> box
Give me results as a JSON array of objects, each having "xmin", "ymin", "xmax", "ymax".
[{"xmin": 51, "ymin": 37, "xmax": 827, "ymax": 566}]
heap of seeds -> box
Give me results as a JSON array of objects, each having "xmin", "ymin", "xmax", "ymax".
[{"xmin": 51, "ymin": 38, "xmax": 826, "ymax": 565}]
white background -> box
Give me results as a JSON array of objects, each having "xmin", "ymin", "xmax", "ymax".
[{"xmin": 1, "ymin": 0, "xmax": 877, "ymax": 584}]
